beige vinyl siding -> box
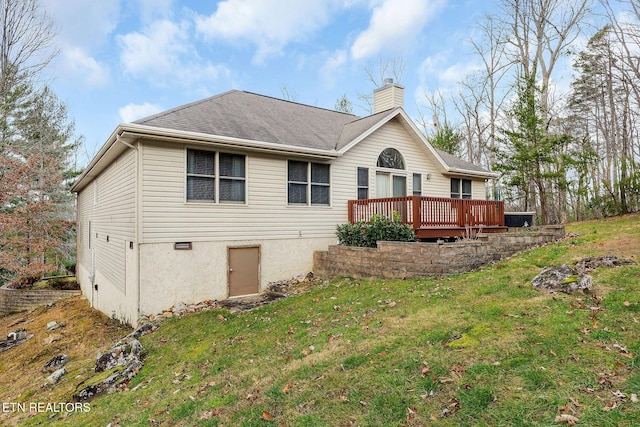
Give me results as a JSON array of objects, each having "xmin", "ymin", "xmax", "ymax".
[
  {"xmin": 89, "ymin": 149, "xmax": 137, "ymax": 292},
  {"xmin": 140, "ymin": 117, "xmax": 449, "ymax": 243},
  {"xmin": 373, "ymin": 86, "xmax": 403, "ymax": 113},
  {"xmin": 334, "ymin": 118, "xmax": 451, "ymax": 205},
  {"xmin": 447, "ymin": 176, "xmax": 488, "ymax": 200},
  {"xmin": 471, "ymin": 179, "xmax": 486, "ymax": 199},
  {"xmin": 141, "ymin": 141, "xmax": 345, "ymax": 242},
  {"xmin": 76, "ymin": 182, "xmax": 95, "ymax": 270}
]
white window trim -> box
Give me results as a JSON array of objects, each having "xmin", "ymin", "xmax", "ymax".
[
  {"xmin": 287, "ymin": 159, "xmax": 331, "ymax": 207},
  {"xmin": 451, "ymin": 177, "xmax": 472, "ymax": 199},
  {"xmin": 413, "ymin": 173, "xmax": 422, "ymax": 196},
  {"xmin": 357, "ymin": 167, "xmax": 369, "ymax": 200},
  {"xmin": 185, "ymin": 147, "xmax": 248, "ymax": 205},
  {"xmin": 375, "ymin": 170, "xmax": 408, "ymax": 198}
]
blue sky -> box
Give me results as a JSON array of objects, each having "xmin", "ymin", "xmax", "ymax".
[{"xmin": 40, "ymin": 0, "xmax": 596, "ymax": 166}]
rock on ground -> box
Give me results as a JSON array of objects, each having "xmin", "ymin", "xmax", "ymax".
[
  {"xmin": 47, "ymin": 368, "xmax": 67, "ymax": 384},
  {"xmin": 574, "ymin": 255, "xmax": 635, "ymax": 273},
  {"xmin": 0, "ymin": 329, "xmax": 34, "ymax": 353},
  {"xmin": 42, "ymin": 354, "xmax": 70, "ymax": 373},
  {"xmin": 532, "ymin": 264, "xmax": 593, "ymax": 294},
  {"xmin": 73, "ymin": 322, "xmax": 154, "ymax": 401}
]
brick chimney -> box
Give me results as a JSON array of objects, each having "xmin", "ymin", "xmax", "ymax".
[{"xmin": 373, "ymin": 78, "xmax": 404, "ymax": 113}]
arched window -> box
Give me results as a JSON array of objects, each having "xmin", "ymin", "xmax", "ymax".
[{"xmin": 377, "ymin": 148, "xmax": 405, "ymax": 169}]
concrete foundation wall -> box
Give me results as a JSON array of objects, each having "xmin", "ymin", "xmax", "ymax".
[
  {"xmin": 138, "ymin": 236, "xmax": 336, "ymax": 317},
  {"xmin": 314, "ymin": 226, "xmax": 565, "ymax": 279}
]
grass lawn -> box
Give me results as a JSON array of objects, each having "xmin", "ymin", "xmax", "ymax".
[{"xmin": 3, "ymin": 214, "xmax": 640, "ymax": 426}]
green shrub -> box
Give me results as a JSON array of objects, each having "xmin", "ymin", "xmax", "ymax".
[{"xmin": 336, "ymin": 213, "xmax": 415, "ymax": 247}]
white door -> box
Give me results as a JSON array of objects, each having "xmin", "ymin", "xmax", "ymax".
[
  {"xmin": 392, "ymin": 175, "xmax": 406, "ymax": 196},
  {"xmin": 376, "ymin": 172, "xmax": 406, "ymax": 197},
  {"xmin": 376, "ymin": 172, "xmax": 390, "ymax": 198}
]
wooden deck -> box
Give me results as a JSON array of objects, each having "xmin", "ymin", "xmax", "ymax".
[{"xmin": 348, "ymin": 196, "xmax": 507, "ymax": 240}]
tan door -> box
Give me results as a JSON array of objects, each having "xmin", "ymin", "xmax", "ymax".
[{"xmin": 228, "ymin": 246, "xmax": 260, "ymax": 297}]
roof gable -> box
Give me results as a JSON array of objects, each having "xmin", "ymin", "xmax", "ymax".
[
  {"xmin": 72, "ymin": 90, "xmax": 495, "ymax": 193},
  {"xmin": 133, "ymin": 91, "xmax": 493, "ymax": 175},
  {"xmin": 336, "ymin": 109, "xmax": 398, "ymax": 151}
]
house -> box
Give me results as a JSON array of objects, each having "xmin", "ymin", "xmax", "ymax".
[{"xmin": 71, "ymin": 80, "xmax": 501, "ymax": 324}]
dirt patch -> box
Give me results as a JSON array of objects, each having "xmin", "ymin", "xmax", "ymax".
[{"xmin": 217, "ymin": 272, "xmax": 319, "ymax": 313}]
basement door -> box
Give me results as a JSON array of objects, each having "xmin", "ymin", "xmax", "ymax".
[{"xmin": 228, "ymin": 246, "xmax": 260, "ymax": 297}]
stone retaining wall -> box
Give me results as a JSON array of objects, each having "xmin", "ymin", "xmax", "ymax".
[
  {"xmin": 0, "ymin": 285, "xmax": 81, "ymax": 316},
  {"xmin": 314, "ymin": 226, "xmax": 565, "ymax": 279}
]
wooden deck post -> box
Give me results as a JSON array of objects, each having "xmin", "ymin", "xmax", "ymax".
[
  {"xmin": 412, "ymin": 196, "xmax": 421, "ymax": 230},
  {"xmin": 348, "ymin": 200, "xmax": 354, "ymax": 224}
]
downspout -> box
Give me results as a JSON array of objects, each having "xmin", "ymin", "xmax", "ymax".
[{"xmin": 116, "ymin": 136, "xmax": 141, "ymax": 324}]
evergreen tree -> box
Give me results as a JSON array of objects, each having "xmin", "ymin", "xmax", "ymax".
[
  {"xmin": 334, "ymin": 94, "xmax": 353, "ymax": 114},
  {"xmin": 428, "ymin": 123, "xmax": 462, "ymax": 156},
  {"xmin": 0, "ymin": 0, "xmax": 79, "ymax": 285},
  {"xmin": 494, "ymin": 76, "xmax": 570, "ymax": 224}
]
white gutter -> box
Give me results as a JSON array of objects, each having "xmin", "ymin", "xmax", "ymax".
[
  {"xmin": 71, "ymin": 123, "xmax": 340, "ymax": 193},
  {"xmin": 446, "ymin": 168, "xmax": 500, "ymax": 179},
  {"xmin": 119, "ymin": 123, "xmax": 340, "ymax": 159},
  {"xmin": 70, "ymin": 129, "xmax": 120, "ymax": 192}
]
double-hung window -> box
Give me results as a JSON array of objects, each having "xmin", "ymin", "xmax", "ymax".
[
  {"xmin": 219, "ymin": 153, "xmax": 246, "ymax": 202},
  {"xmin": 450, "ymin": 178, "xmax": 472, "ymax": 199},
  {"xmin": 412, "ymin": 173, "xmax": 422, "ymax": 196},
  {"xmin": 357, "ymin": 167, "xmax": 369, "ymax": 199},
  {"xmin": 186, "ymin": 149, "xmax": 246, "ymax": 203},
  {"xmin": 288, "ymin": 160, "xmax": 330, "ymax": 205}
]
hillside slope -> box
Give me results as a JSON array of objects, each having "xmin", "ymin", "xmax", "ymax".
[{"xmin": 2, "ymin": 214, "xmax": 640, "ymax": 426}]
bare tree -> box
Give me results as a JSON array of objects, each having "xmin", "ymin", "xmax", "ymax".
[
  {"xmin": 490, "ymin": 0, "xmax": 592, "ymax": 223},
  {"xmin": 466, "ymin": 14, "xmax": 513, "ymax": 169},
  {"xmin": 569, "ymin": 17, "xmax": 640, "ymax": 217},
  {"xmin": 501, "ymin": 0, "xmax": 591, "ymax": 117},
  {"xmin": 416, "ymin": 89, "xmax": 450, "ymax": 134},
  {"xmin": 280, "ymin": 85, "xmax": 298, "ymax": 102},
  {"xmin": 453, "ymin": 77, "xmax": 492, "ymax": 166},
  {"xmin": 0, "ymin": 0, "xmax": 58, "ymax": 97},
  {"xmin": 599, "ymin": 0, "xmax": 640, "ymax": 213},
  {"xmin": 357, "ymin": 56, "xmax": 405, "ymax": 113}
]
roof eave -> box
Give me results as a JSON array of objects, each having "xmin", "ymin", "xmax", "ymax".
[
  {"xmin": 70, "ymin": 128, "xmax": 123, "ymax": 193},
  {"xmin": 444, "ymin": 168, "xmax": 499, "ymax": 179},
  {"xmin": 122, "ymin": 123, "xmax": 339, "ymax": 157},
  {"xmin": 70, "ymin": 123, "xmax": 340, "ymax": 193}
]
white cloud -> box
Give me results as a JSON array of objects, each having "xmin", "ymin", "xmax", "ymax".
[
  {"xmin": 138, "ymin": 0, "xmax": 174, "ymax": 22},
  {"xmin": 117, "ymin": 19, "xmax": 230, "ymax": 88},
  {"xmin": 60, "ymin": 47, "xmax": 110, "ymax": 86},
  {"xmin": 44, "ymin": 0, "xmax": 120, "ymax": 50},
  {"xmin": 118, "ymin": 19, "xmax": 190, "ymax": 78},
  {"xmin": 351, "ymin": 0, "xmax": 444, "ymax": 60},
  {"xmin": 439, "ymin": 61, "xmax": 481, "ymax": 86},
  {"xmin": 118, "ymin": 102, "xmax": 164, "ymax": 123},
  {"xmin": 320, "ymin": 50, "xmax": 348, "ymax": 87},
  {"xmin": 44, "ymin": 0, "xmax": 119, "ymax": 86},
  {"xmin": 195, "ymin": 0, "xmax": 343, "ymax": 63}
]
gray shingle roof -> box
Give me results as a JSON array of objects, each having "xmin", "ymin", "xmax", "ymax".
[
  {"xmin": 134, "ymin": 90, "xmax": 357, "ymax": 151},
  {"xmin": 336, "ymin": 108, "xmax": 399, "ymax": 150},
  {"xmin": 435, "ymin": 149, "xmax": 490, "ymax": 174},
  {"xmin": 133, "ymin": 90, "xmax": 491, "ymax": 174}
]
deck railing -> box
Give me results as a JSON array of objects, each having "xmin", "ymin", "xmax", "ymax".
[{"xmin": 348, "ymin": 196, "xmax": 505, "ymax": 230}]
